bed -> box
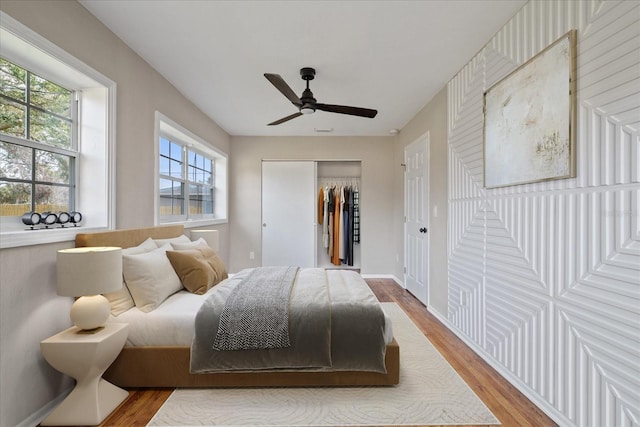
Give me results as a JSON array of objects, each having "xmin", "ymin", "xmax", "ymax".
[{"xmin": 75, "ymin": 225, "xmax": 400, "ymax": 387}]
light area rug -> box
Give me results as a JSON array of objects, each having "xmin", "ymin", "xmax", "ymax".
[{"xmin": 148, "ymin": 302, "xmax": 499, "ymax": 426}]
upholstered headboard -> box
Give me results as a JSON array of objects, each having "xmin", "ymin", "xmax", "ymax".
[{"xmin": 75, "ymin": 225, "xmax": 185, "ymax": 249}]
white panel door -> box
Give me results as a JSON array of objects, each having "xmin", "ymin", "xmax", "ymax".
[
  {"xmin": 404, "ymin": 134, "xmax": 429, "ymax": 305},
  {"xmin": 262, "ymin": 161, "xmax": 316, "ymax": 267}
]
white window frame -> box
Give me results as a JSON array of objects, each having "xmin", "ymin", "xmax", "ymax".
[
  {"xmin": 154, "ymin": 112, "xmax": 227, "ymax": 228},
  {"xmin": 1, "ymin": 58, "xmax": 79, "ymax": 217},
  {"xmin": 0, "ymin": 12, "xmax": 116, "ymax": 248}
]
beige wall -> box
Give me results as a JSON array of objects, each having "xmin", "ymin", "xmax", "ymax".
[
  {"xmin": 0, "ymin": 2, "xmax": 230, "ymax": 426},
  {"xmin": 393, "ymin": 87, "xmax": 448, "ymax": 315},
  {"xmin": 229, "ymin": 136, "xmax": 396, "ymax": 274}
]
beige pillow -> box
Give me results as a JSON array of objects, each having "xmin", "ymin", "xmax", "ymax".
[
  {"xmin": 153, "ymin": 234, "xmax": 191, "ymax": 247},
  {"xmin": 171, "ymin": 237, "xmax": 209, "ymax": 251},
  {"xmin": 103, "ymin": 237, "xmax": 157, "ymax": 316},
  {"xmin": 167, "ymin": 247, "xmax": 228, "ymax": 294},
  {"xmin": 123, "ymin": 244, "xmax": 183, "ymax": 312}
]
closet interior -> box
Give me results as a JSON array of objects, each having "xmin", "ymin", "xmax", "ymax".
[{"xmin": 316, "ymin": 161, "xmax": 361, "ymax": 270}]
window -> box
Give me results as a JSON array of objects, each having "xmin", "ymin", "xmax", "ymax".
[
  {"xmin": 159, "ymin": 137, "xmax": 215, "ymax": 219},
  {"xmin": 156, "ymin": 112, "xmax": 227, "ymax": 226},
  {"xmin": 1, "ymin": 58, "xmax": 77, "ymax": 217},
  {"xmin": 0, "ymin": 13, "xmax": 115, "ymax": 248}
]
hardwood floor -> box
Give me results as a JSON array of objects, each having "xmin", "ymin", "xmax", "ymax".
[{"xmin": 93, "ymin": 278, "xmax": 557, "ymax": 427}]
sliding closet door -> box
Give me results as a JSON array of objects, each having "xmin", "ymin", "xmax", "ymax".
[{"xmin": 261, "ymin": 161, "xmax": 316, "ymax": 267}]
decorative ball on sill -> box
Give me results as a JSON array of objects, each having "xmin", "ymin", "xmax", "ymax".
[
  {"xmin": 22, "ymin": 212, "xmax": 41, "ymax": 227},
  {"xmin": 41, "ymin": 212, "xmax": 58, "ymax": 226},
  {"xmin": 56, "ymin": 212, "xmax": 71, "ymax": 225},
  {"xmin": 69, "ymin": 211, "xmax": 83, "ymax": 225}
]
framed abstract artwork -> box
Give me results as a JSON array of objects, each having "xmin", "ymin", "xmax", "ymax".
[{"xmin": 483, "ymin": 30, "xmax": 577, "ymax": 189}]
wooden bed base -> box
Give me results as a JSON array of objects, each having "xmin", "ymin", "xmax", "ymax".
[
  {"xmin": 104, "ymin": 340, "xmax": 399, "ymax": 387},
  {"xmin": 76, "ymin": 225, "xmax": 400, "ymax": 387}
]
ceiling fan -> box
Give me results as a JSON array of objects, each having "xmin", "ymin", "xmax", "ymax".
[{"xmin": 264, "ymin": 67, "xmax": 378, "ymax": 126}]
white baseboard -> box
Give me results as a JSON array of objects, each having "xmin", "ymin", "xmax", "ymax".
[
  {"xmin": 425, "ymin": 306, "xmax": 572, "ymax": 427},
  {"xmin": 17, "ymin": 387, "xmax": 71, "ymax": 427}
]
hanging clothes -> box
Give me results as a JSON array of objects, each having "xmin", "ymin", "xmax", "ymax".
[
  {"xmin": 347, "ymin": 186, "xmax": 355, "ymax": 266},
  {"xmin": 328, "ymin": 187, "xmax": 335, "ymax": 257},
  {"xmin": 343, "ymin": 186, "xmax": 351, "ymax": 265},
  {"xmin": 338, "ymin": 186, "xmax": 345, "ymax": 261},
  {"xmin": 332, "ymin": 188, "xmax": 341, "ymax": 265},
  {"xmin": 353, "ymin": 187, "xmax": 360, "ymax": 245},
  {"xmin": 317, "ymin": 187, "xmax": 324, "ymax": 226},
  {"xmin": 322, "ymin": 186, "xmax": 329, "ymax": 248}
]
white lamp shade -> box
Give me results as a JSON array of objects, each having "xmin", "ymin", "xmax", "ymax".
[
  {"xmin": 190, "ymin": 230, "xmax": 219, "ymax": 252},
  {"xmin": 57, "ymin": 247, "xmax": 123, "ymax": 297}
]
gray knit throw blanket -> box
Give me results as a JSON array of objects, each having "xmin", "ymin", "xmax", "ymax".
[{"xmin": 213, "ymin": 266, "xmax": 299, "ymax": 351}]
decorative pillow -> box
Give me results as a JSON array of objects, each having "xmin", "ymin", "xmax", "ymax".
[
  {"xmin": 122, "ymin": 244, "xmax": 183, "ymax": 312},
  {"xmin": 166, "ymin": 249, "xmax": 213, "ymax": 294},
  {"xmin": 171, "ymin": 237, "xmax": 209, "ymax": 251},
  {"xmin": 153, "ymin": 234, "xmax": 191, "ymax": 247},
  {"xmin": 103, "ymin": 237, "xmax": 157, "ymax": 316},
  {"xmin": 166, "ymin": 247, "xmax": 228, "ymax": 294}
]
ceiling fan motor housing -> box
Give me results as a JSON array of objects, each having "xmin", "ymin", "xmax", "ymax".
[
  {"xmin": 300, "ymin": 88, "xmax": 316, "ymax": 114},
  {"xmin": 299, "ymin": 68, "xmax": 317, "ymax": 113}
]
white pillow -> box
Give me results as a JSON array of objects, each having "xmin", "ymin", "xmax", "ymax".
[
  {"xmin": 103, "ymin": 237, "xmax": 157, "ymax": 316},
  {"xmin": 153, "ymin": 234, "xmax": 191, "ymax": 247},
  {"xmin": 122, "ymin": 244, "xmax": 183, "ymax": 312},
  {"xmin": 171, "ymin": 237, "xmax": 210, "ymax": 251}
]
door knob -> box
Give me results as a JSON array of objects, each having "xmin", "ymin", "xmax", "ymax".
[
  {"xmin": 263, "ymin": 223, "xmax": 267, "ymax": 227},
  {"xmin": 419, "ymin": 227, "xmax": 427, "ymax": 233}
]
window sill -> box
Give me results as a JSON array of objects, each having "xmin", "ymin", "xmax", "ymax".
[
  {"xmin": 0, "ymin": 226, "xmax": 110, "ymax": 249},
  {"xmin": 159, "ymin": 218, "xmax": 228, "ymax": 229}
]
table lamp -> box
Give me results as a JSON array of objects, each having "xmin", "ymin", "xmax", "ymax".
[
  {"xmin": 190, "ymin": 229, "xmax": 219, "ymax": 252},
  {"xmin": 57, "ymin": 246, "xmax": 122, "ymax": 331}
]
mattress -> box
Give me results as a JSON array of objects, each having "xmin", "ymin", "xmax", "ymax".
[{"xmin": 108, "ymin": 273, "xmax": 394, "ymax": 347}]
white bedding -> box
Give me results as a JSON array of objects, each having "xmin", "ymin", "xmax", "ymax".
[{"xmin": 108, "ymin": 275, "xmax": 394, "ymax": 347}]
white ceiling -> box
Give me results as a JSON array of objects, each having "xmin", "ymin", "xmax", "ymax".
[{"xmin": 79, "ymin": 0, "xmax": 525, "ymax": 137}]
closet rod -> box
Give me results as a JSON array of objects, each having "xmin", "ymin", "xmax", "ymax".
[{"xmin": 318, "ymin": 176, "xmax": 360, "ymax": 181}]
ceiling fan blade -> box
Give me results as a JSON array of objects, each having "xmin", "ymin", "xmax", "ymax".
[
  {"xmin": 268, "ymin": 112, "xmax": 303, "ymax": 126},
  {"xmin": 315, "ymin": 103, "xmax": 377, "ymax": 118},
  {"xmin": 264, "ymin": 73, "xmax": 302, "ymax": 106}
]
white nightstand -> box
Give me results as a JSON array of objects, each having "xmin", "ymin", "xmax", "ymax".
[{"xmin": 40, "ymin": 323, "xmax": 129, "ymax": 426}]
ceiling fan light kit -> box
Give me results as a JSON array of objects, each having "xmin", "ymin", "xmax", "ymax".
[{"xmin": 264, "ymin": 67, "xmax": 377, "ymax": 126}]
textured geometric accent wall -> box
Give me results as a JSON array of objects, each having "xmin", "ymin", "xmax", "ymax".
[{"xmin": 447, "ymin": 1, "xmax": 639, "ymax": 426}]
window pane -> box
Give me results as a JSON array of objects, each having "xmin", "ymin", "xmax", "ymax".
[
  {"xmin": 186, "ymin": 151, "xmax": 213, "ymax": 185},
  {"xmin": 0, "ymin": 98, "xmax": 26, "ymax": 138},
  {"xmin": 29, "ymin": 73, "xmax": 72, "ymax": 118},
  {"xmin": 35, "ymin": 150, "xmax": 70, "ymax": 184},
  {"xmin": 159, "ymin": 178, "xmax": 184, "ymax": 216},
  {"xmin": 0, "ymin": 181, "xmax": 31, "ymax": 216},
  {"xmin": 0, "ymin": 141, "xmax": 32, "ymax": 180},
  {"xmin": 202, "ymin": 187, "xmax": 213, "ymax": 214},
  {"xmin": 189, "ymin": 184, "xmax": 213, "ymax": 215},
  {"xmin": 188, "ymin": 184, "xmax": 202, "ymax": 215},
  {"xmin": 188, "ymin": 164, "xmax": 197, "ymax": 182},
  {"xmin": 170, "ymin": 141, "xmax": 181, "ymax": 160},
  {"xmin": 203, "ymin": 169, "xmax": 212, "ymax": 185},
  {"xmin": 29, "ymin": 109, "xmax": 72, "ymax": 149},
  {"xmin": 0, "ymin": 58, "xmax": 26, "ymax": 102},
  {"xmin": 159, "ymin": 155, "xmax": 170, "ymax": 176},
  {"xmin": 160, "ymin": 137, "xmax": 170, "ymax": 158},
  {"xmin": 34, "ymin": 184, "xmax": 69, "ymax": 212},
  {"xmin": 169, "ymin": 159, "xmax": 182, "ymax": 178},
  {"xmin": 159, "ymin": 177, "xmax": 173, "ymax": 197}
]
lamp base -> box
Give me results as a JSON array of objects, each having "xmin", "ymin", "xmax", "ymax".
[{"xmin": 70, "ymin": 295, "xmax": 110, "ymax": 331}]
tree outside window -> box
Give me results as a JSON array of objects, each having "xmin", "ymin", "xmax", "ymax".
[{"xmin": 0, "ymin": 58, "xmax": 76, "ymax": 217}]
